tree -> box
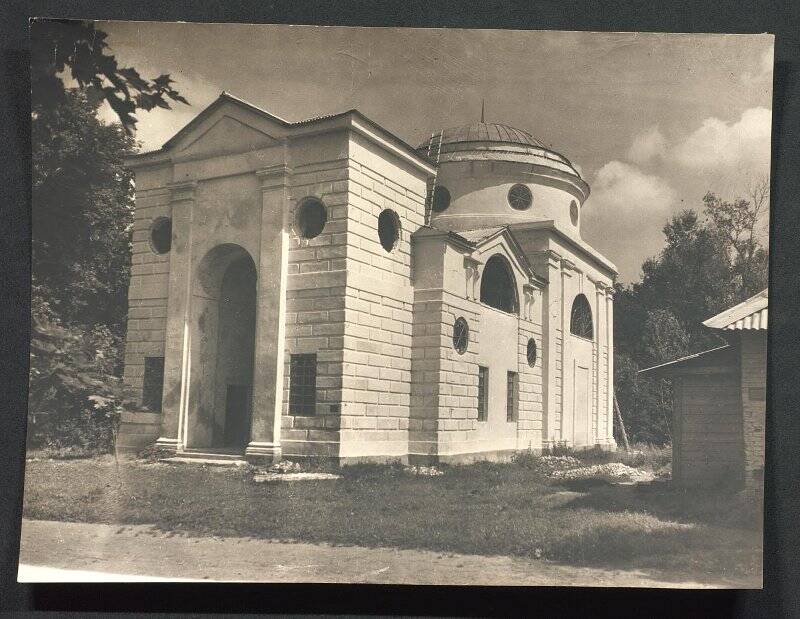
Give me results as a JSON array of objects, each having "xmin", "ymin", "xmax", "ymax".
[
  {"xmin": 614, "ymin": 186, "xmax": 769, "ymax": 445},
  {"xmin": 28, "ymin": 20, "xmax": 188, "ymax": 454},
  {"xmin": 32, "ymin": 90, "xmax": 136, "ymax": 337},
  {"xmin": 31, "ymin": 19, "xmax": 187, "ymax": 133}
]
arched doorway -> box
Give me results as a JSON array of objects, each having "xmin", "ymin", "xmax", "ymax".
[
  {"xmin": 216, "ymin": 255, "xmax": 257, "ymax": 448},
  {"xmin": 191, "ymin": 244, "xmax": 257, "ymax": 450}
]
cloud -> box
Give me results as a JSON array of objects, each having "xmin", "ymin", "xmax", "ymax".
[
  {"xmin": 742, "ymin": 46, "xmax": 774, "ymax": 87},
  {"xmin": 626, "ymin": 125, "xmax": 667, "ymax": 164},
  {"xmin": 581, "ymin": 161, "xmax": 677, "ymax": 281},
  {"xmin": 668, "ymin": 107, "xmax": 772, "ymax": 174}
]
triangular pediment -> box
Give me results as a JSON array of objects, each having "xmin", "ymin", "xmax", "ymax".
[
  {"xmin": 176, "ymin": 114, "xmax": 280, "ymax": 159},
  {"xmin": 162, "ymin": 94, "xmax": 290, "ymax": 159}
]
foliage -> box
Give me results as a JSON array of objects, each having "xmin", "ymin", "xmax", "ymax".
[
  {"xmin": 31, "ymin": 19, "xmax": 187, "ymax": 134},
  {"xmin": 614, "ymin": 181, "xmax": 769, "ymax": 444},
  {"xmin": 28, "ymin": 21, "xmax": 187, "ymax": 453},
  {"xmin": 32, "ymin": 90, "xmax": 136, "ymax": 336},
  {"xmin": 28, "ymin": 294, "xmax": 137, "ymax": 455}
]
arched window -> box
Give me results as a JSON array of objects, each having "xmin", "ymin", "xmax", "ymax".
[
  {"xmin": 570, "ymin": 294, "xmax": 593, "ymax": 339},
  {"xmin": 479, "ymin": 254, "xmax": 518, "ymax": 314}
]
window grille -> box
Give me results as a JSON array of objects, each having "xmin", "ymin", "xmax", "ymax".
[
  {"xmin": 290, "ymin": 353, "xmax": 317, "ymax": 415},
  {"xmin": 477, "ymin": 366, "xmax": 489, "ymax": 421},
  {"xmin": 507, "ymin": 371, "xmax": 518, "ymax": 422},
  {"xmin": 142, "ymin": 357, "xmax": 165, "ymax": 413}
]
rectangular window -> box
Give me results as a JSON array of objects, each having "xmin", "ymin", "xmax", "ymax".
[
  {"xmin": 507, "ymin": 371, "xmax": 518, "ymax": 422},
  {"xmin": 290, "ymin": 354, "xmax": 317, "ymax": 416},
  {"xmin": 142, "ymin": 356, "xmax": 165, "ymax": 413},
  {"xmin": 477, "ymin": 366, "xmax": 489, "ymax": 422}
]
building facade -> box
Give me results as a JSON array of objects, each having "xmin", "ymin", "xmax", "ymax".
[
  {"xmin": 640, "ymin": 289, "xmax": 768, "ymax": 491},
  {"xmin": 118, "ymin": 93, "xmax": 617, "ymax": 463}
]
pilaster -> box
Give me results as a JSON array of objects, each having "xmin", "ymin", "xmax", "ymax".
[
  {"xmin": 247, "ymin": 164, "xmax": 292, "ymax": 462},
  {"xmin": 156, "ymin": 180, "xmax": 197, "ymax": 453}
]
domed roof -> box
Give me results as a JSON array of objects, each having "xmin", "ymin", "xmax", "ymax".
[
  {"xmin": 417, "ymin": 122, "xmax": 548, "ymax": 152},
  {"xmin": 417, "ymin": 121, "xmax": 579, "ymax": 177}
]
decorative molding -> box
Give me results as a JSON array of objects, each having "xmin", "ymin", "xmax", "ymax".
[
  {"xmin": 245, "ymin": 441, "xmax": 283, "ymax": 461},
  {"xmin": 167, "ymin": 181, "xmax": 197, "ymax": 203},
  {"xmin": 463, "ymin": 255, "xmax": 483, "ymax": 300},
  {"xmin": 256, "ymin": 164, "xmax": 292, "ymax": 190},
  {"xmin": 522, "ymin": 283, "xmax": 538, "ymax": 321},
  {"xmin": 560, "ymin": 257, "xmax": 577, "ymax": 274}
]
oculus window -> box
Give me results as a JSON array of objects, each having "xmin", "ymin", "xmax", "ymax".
[
  {"xmin": 150, "ymin": 217, "xmax": 172, "ymax": 254},
  {"xmin": 508, "ymin": 184, "xmax": 532, "ymax": 210},
  {"xmin": 570, "ymin": 200, "xmax": 579, "ymax": 226},
  {"xmin": 526, "ymin": 338, "xmax": 538, "ymax": 367},
  {"xmin": 378, "ymin": 209, "xmax": 401, "ymax": 252},
  {"xmin": 295, "ymin": 198, "xmax": 327, "ymax": 239},
  {"xmin": 570, "ymin": 294, "xmax": 594, "ymax": 339},
  {"xmin": 453, "ymin": 317, "xmax": 469, "ymax": 354},
  {"xmin": 480, "ymin": 254, "xmax": 519, "ymax": 314}
]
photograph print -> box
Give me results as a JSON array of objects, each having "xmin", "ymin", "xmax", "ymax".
[{"xmin": 21, "ymin": 20, "xmax": 772, "ymax": 588}]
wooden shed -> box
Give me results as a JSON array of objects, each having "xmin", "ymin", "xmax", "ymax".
[{"xmin": 640, "ymin": 289, "xmax": 767, "ymax": 491}]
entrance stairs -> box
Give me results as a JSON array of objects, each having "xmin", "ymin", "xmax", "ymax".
[{"xmin": 161, "ymin": 447, "xmax": 248, "ymax": 467}]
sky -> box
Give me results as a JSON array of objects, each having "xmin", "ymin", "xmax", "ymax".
[{"xmin": 98, "ymin": 23, "xmax": 774, "ymax": 282}]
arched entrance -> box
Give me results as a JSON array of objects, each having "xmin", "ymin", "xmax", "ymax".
[{"xmin": 190, "ymin": 244, "xmax": 257, "ymax": 450}]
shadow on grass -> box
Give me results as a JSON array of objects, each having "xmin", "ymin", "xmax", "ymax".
[{"xmin": 22, "ymin": 457, "xmax": 762, "ymax": 586}]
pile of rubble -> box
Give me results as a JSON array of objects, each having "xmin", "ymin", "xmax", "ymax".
[
  {"xmin": 535, "ymin": 455, "xmax": 582, "ymax": 475},
  {"xmin": 251, "ymin": 460, "xmax": 341, "ymax": 483},
  {"xmin": 550, "ymin": 462, "xmax": 655, "ymax": 484},
  {"xmin": 403, "ymin": 465, "xmax": 445, "ymax": 477}
]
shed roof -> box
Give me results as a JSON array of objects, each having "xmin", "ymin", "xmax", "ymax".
[{"xmin": 703, "ymin": 288, "xmax": 768, "ymax": 331}]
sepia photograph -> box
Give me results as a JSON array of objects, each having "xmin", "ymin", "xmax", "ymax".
[{"xmin": 19, "ymin": 20, "xmax": 772, "ymax": 588}]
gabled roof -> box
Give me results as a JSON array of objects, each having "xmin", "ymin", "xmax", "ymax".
[
  {"xmin": 638, "ymin": 345, "xmax": 737, "ymax": 377},
  {"xmin": 703, "ymin": 288, "xmax": 769, "ymax": 331},
  {"xmin": 128, "ymin": 92, "xmax": 435, "ymax": 173},
  {"xmin": 413, "ymin": 225, "xmax": 546, "ymax": 287}
]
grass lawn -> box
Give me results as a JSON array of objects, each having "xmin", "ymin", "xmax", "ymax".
[{"xmin": 21, "ymin": 453, "xmax": 763, "ymax": 586}]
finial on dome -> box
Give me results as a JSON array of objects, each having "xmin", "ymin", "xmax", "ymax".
[{"xmin": 480, "ymin": 98, "xmax": 485, "ymax": 123}]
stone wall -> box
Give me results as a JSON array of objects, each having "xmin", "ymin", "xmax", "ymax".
[
  {"xmin": 337, "ymin": 138, "xmax": 428, "ymax": 461},
  {"xmin": 123, "ymin": 185, "xmax": 171, "ymax": 398}
]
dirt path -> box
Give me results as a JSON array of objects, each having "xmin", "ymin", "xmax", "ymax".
[{"xmin": 18, "ymin": 518, "xmax": 729, "ymax": 587}]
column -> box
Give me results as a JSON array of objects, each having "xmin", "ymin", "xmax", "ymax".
[
  {"xmin": 559, "ymin": 258, "xmax": 575, "ymax": 444},
  {"xmin": 156, "ymin": 181, "xmax": 197, "ymax": 452},
  {"xmin": 246, "ymin": 164, "xmax": 292, "ymax": 461}
]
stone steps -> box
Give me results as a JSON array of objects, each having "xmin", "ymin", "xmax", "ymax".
[{"xmin": 161, "ymin": 448, "xmax": 248, "ymax": 467}]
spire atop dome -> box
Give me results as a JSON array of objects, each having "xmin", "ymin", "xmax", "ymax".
[{"xmin": 480, "ymin": 99, "xmax": 485, "ymax": 123}]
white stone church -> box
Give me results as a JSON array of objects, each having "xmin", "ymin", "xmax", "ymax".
[{"xmin": 119, "ymin": 92, "xmax": 617, "ymax": 463}]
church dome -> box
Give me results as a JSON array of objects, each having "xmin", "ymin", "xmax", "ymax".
[{"xmin": 417, "ymin": 121, "xmax": 580, "ymax": 179}]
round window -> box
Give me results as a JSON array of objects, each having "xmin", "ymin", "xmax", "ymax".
[
  {"xmin": 508, "ymin": 184, "xmax": 533, "ymax": 210},
  {"xmin": 150, "ymin": 217, "xmax": 172, "ymax": 254},
  {"xmin": 295, "ymin": 198, "xmax": 327, "ymax": 239},
  {"xmin": 378, "ymin": 209, "xmax": 401, "ymax": 252},
  {"xmin": 431, "ymin": 186, "xmax": 451, "ymax": 212},
  {"xmin": 452, "ymin": 317, "xmax": 469, "ymax": 355},
  {"xmin": 570, "ymin": 200, "xmax": 579, "ymax": 226},
  {"xmin": 526, "ymin": 338, "xmax": 538, "ymax": 367}
]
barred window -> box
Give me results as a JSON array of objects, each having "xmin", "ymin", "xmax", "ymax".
[
  {"xmin": 507, "ymin": 371, "xmax": 518, "ymax": 422},
  {"xmin": 142, "ymin": 356, "xmax": 165, "ymax": 413},
  {"xmin": 477, "ymin": 366, "xmax": 489, "ymax": 422},
  {"xmin": 290, "ymin": 354, "xmax": 317, "ymax": 415}
]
